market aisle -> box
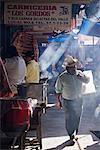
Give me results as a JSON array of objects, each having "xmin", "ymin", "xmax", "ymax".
[{"xmin": 42, "ymin": 93, "xmax": 100, "ymax": 150}]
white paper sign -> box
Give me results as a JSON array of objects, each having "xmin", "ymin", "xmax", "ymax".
[
  {"xmin": 4, "ymin": 3, "xmax": 71, "ymax": 30},
  {"xmin": 82, "ymin": 70, "xmax": 96, "ymax": 94}
]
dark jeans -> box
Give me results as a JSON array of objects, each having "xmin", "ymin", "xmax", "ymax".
[{"xmin": 63, "ymin": 98, "xmax": 83, "ymax": 138}]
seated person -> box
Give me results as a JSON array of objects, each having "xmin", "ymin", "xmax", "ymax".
[
  {"xmin": 23, "ymin": 50, "xmax": 40, "ymax": 83},
  {"xmin": 1, "ymin": 45, "xmax": 26, "ymax": 96}
]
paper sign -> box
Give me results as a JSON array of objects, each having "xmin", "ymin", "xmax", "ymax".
[
  {"xmin": 4, "ymin": 3, "xmax": 71, "ymax": 30},
  {"xmin": 82, "ymin": 70, "xmax": 96, "ymax": 94}
]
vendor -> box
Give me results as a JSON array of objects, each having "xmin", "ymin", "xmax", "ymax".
[
  {"xmin": 23, "ymin": 50, "xmax": 40, "ymax": 83},
  {"xmin": 1, "ymin": 45, "xmax": 26, "ymax": 96}
]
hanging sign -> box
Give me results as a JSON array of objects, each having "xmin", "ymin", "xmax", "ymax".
[
  {"xmin": 4, "ymin": 3, "xmax": 71, "ymax": 30},
  {"xmin": 82, "ymin": 70, "xmax": 96, "ymax": 95}
]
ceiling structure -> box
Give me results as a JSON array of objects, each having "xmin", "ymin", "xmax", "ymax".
[{"xmin": 0, "ymin": 0, "xmax": 92, "ymax": 43}]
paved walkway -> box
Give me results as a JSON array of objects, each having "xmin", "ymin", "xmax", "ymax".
[
  {"xmin": 42, "ymin": 90, "xmax": 100, "ymax": 150},
  {"xmin": 41, "ymin": 93, "xmax": 100, "ymax": 150},
  {"xmin": 26, "ymin": 79, "xmax": 100, "ymax": 150}
]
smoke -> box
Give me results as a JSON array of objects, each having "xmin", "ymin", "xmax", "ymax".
[
  {"xmin": 39, "ymin": 42, "xmax": 61, "ymax": 72},
  {"xmin": 95, "ymin": 104, "xmax": 100, "ymax": 118},
  {"xmin": 85, "ymin": 0, "xmax": 100, "ymax": 21},
  {"xmin": 39, "ymin": 34, "xmax": 73, "ymax": 73}
]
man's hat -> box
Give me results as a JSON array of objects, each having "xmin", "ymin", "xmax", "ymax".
[{"xmin": 62, "ymin": 55, "xmax": 78, "ymax": 68}]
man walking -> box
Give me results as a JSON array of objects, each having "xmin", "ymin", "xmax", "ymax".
[{"xmin": 55, "ymin": 55, "xmax": 89, "ymax": 145}]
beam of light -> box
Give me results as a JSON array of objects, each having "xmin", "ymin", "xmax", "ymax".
[
  {"xmin": 92, "ymin": 9, "xmax": 100, "ymax": 22},
  {"xmin": 79, "ymin": 0, "xmax": 100, "ymax": 37},
  {"xmin": 39, "ymin": 42, "xmax": 61, "ymax": 71},
  {"xmin": 85, "ymin": 0, "xmax": 100, "ymax": 20},
  {"xmin": 51, "ymin": 36, "xmax": 73, "ymax": 64},
  {"xmin": 79, "ymin": 18, "xmax": 100, "ymax": 46},
  {"xmin": 79, "ymin": 18, "xmax": 96, "ymax": 35},
  {"xmin": 39, "ymin": 34, "xmax": 73, "ymax": 72},
  {"xmin": 48, "ymin": 34, "xmax": 69, "ymax": 42}
]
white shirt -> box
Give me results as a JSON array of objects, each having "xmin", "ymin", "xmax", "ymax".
[
  {"xmin": 5, "ymin": 56, "xmax": 26, "ymax": 94},
  {"xmin": 17, "ymin": 56, "xmax": 26, "ymax": 84},
  {"xmin": 55, "ymin": 70, "xmax": 89, "ymax": 100}
]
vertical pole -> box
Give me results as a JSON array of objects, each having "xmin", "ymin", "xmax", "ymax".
[{"xmin": 93, "ymin": 36, "xmax": 94, "ymax": 46}]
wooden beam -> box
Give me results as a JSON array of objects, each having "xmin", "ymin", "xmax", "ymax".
[{"xmin": 1, "ymin": 0, "xmax": 91, "ymax": 4}]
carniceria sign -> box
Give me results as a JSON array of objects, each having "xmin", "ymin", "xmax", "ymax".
[{"xmin": 4, "ymin": 3, "xmax": 72, "ymax": 30}]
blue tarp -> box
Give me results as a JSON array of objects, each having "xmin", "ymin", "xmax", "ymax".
[
  {"xmin": 79, "ymin": 18, "xmax": 100, "ymax": 37},
  {"xmin": 48, "ymin": 18, "xmax": 100, "ymax": 43},
  {"xmin": 48, "ymin": 34, "xmax": 69, "ymax": 42}
]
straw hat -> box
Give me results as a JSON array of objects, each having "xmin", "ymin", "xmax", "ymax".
[{"xmin": 62, "ymin": 55, "xmax": 78, "ymax": 68}]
